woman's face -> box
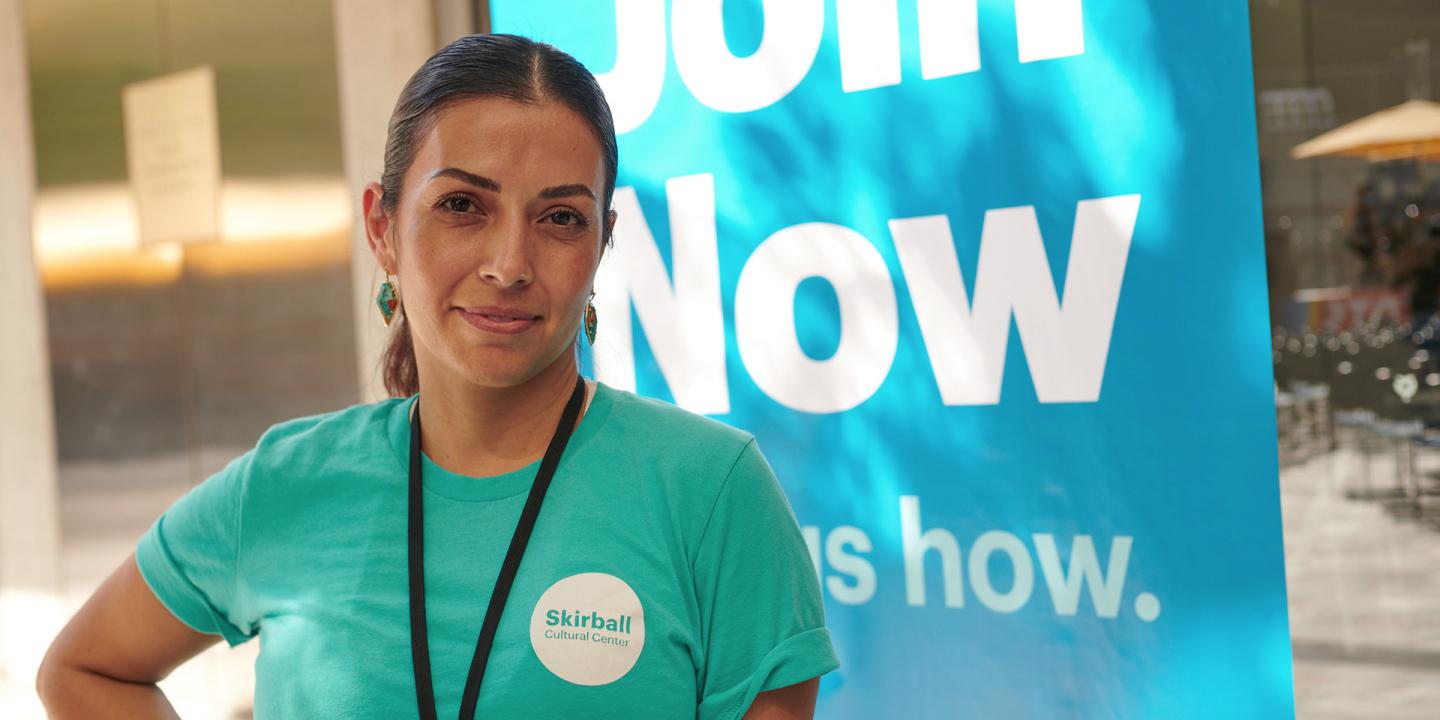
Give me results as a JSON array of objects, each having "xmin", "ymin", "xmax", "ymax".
[{"xmin": 366, "ymin": 96, "xmax": 611, "ymax": 391}]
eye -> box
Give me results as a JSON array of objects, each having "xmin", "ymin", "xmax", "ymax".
[
  {"xmin": 437, "ymin": 194, "xmax": 479, "ymax": 215},
  {"xmin": 545, "ymin": 209, "xmax": 591, "ymax": 228}
]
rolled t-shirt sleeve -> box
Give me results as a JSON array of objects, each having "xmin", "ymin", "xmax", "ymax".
[
  {"xmin": 692, "ymin": 439, "xmax": 840, "ymax": 720},
  {"xmin": 135, "ymin": 449, "xmax": 257, "ymax": 647}
]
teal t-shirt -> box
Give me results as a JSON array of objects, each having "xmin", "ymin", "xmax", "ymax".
[{"xmin": 136, "ymin": 382, "xmax": 839, "ymax": 719}]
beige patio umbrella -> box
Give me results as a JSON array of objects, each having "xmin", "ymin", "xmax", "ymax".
[{"xmin": 1291, "ymin": 99, "xmax": 1440, "ymax": 162}]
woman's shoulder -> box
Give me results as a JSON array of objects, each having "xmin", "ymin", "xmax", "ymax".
[
  {"xmin": 588, "ymin": 383, "xmax": 765, "ymax": 502},
  {"xmin": 246, "ymin": 395, "xmax": 412, "ymax": 469},
  {"xmin": 172, "ymin": 398, "xmax": 410, "ymax": 539},
  {"xmin": 596, "ymin": 383, "xmax": 754, "ymax": 454}
]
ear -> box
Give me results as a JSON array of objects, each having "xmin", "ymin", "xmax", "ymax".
[{"xmin": 363, "ymin": 182, "xmax": 397, "ymax": 274}]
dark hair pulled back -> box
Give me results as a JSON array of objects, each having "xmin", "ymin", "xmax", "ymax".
[{"xmin": 377, "ymin": 34, "xmax": 619, "ymax": 397}]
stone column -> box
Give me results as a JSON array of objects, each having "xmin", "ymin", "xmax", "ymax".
[
  {"xmin": 0, "ymin": 0, "xmax": 64, "ymax": 713},
  {"xmin": 334, "ymin": 0, "xmax": 438, "ymax": 402}
]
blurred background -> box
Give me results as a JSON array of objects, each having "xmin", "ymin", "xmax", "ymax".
[{"xmin": 1, "ymin": 0, "xmax": 1439, "ymax": 718}]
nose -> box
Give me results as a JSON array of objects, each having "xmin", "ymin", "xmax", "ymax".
[{"xmin": 476, "ymin": 218, "xmax": 533, "ymax": 289}]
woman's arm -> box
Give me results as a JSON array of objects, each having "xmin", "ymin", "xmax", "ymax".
[
  {"xmin": 743, "ymin": 677, "xmax": 819, "ymax": 720},
  {"xmin": 36, "ymin": 553, "xmax": 220, "ymax": 719}
]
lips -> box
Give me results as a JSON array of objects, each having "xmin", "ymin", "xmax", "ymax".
[{"xmin": 457, "ymin": 305, "xmax": 541, "ymax": 335}]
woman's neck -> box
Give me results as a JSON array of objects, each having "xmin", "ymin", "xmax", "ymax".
[{"xmin": 415, "ymin": 352, "xmax": 591, "ymax": 478}]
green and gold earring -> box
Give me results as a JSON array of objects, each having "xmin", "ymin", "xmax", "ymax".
[
  {"xmin": 377, "ymin": 275, "xmax": 399, "ymax": 327},
  {"xmin": 584, "ymin": 297, "xmax": 598, "ymax": 345}
]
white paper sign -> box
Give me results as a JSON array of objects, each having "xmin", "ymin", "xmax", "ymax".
[{"xmin": 122, "ymin": 66, "xmax": 221, "ymax": 245}]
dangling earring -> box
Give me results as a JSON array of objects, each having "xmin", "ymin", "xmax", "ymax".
[
  {"xmin": 584, "ymin": 297, "xmax": 598, "ymax": 345},
  {"xmin": 377, "ymin": 274, "xmax": 400, "ymax": 327}
]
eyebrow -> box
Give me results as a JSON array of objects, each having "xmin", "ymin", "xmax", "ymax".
[
  {"xmin": 429, "ymin": 167, "xmax": 596, "ymax": 202},
  {"xmin": 538, "ymin": 184, "xmax": 596, "ymax": 201},
  {"xmin": 430, "ymin": 167, "xmax": 500, "ymax": 192}
]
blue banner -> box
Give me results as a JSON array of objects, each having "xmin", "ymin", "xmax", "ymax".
[{"xmin": 493, "ymin": 1, "xmax": 1293, "ymax": 717}]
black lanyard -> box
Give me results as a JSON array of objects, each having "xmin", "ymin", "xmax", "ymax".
[{"xmin": 408, "ymin": 375, "xmax": 587, "ymax": 720}]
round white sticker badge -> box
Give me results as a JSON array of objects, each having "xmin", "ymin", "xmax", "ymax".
[{"xmin": 529, "ymin": 572, "xmax": 645, "ymax": 685}]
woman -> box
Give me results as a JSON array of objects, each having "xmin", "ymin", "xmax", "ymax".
[{"xmin": 37, "ymin": 34, "xmax": 838, "ymax": 719}]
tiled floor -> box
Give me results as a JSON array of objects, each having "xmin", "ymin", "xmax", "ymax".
[
  {"xmin": 4, "ymin": 440, "xmax": 1438, "ymax": 718},
  {"xmin": 1284, "ymin": 442, "xmax": 1440, "ymax": 720}
]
